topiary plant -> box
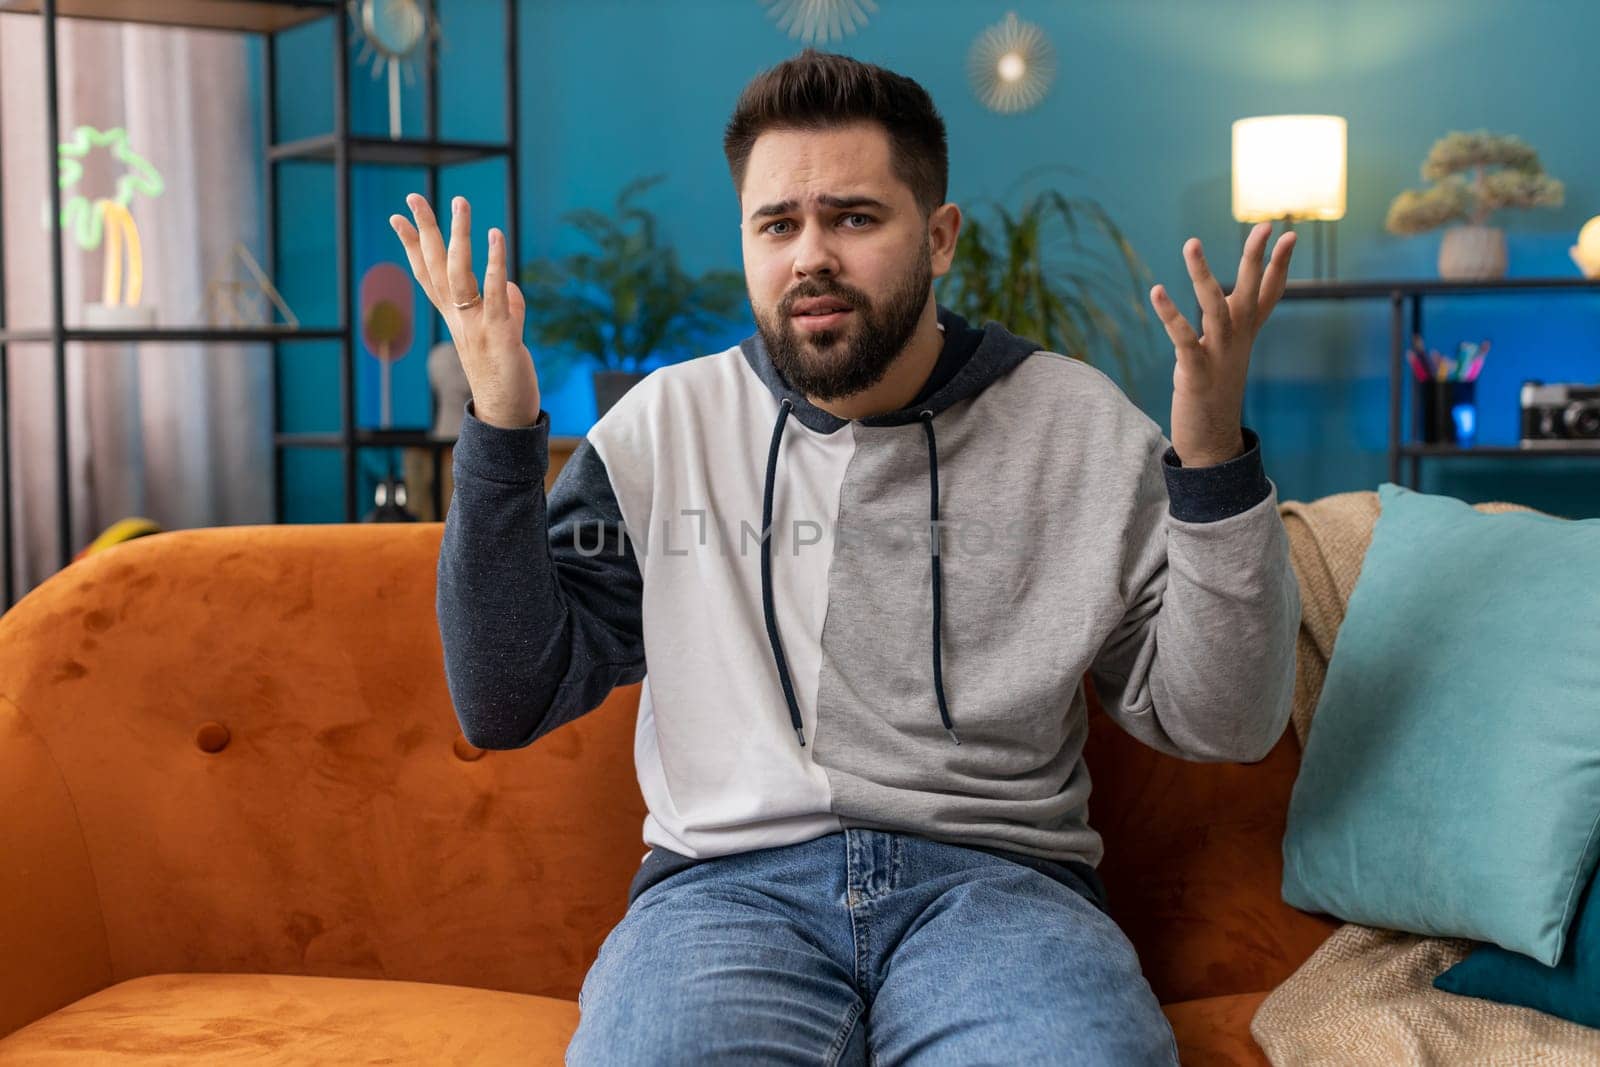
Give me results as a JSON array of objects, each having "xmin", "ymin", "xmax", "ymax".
[{"xmin": 1386, "ymin": 130, "xmax": 1564, "ymax": 235}]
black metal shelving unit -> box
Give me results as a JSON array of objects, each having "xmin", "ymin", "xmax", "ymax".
[
  {"xmin": 1271, "ymin": 277, "xmax": 1600, "ymax": 488},
  {"xmin": 1214, "ymin": 275, "xmax": 1600, "ymax": 489},
  {"xmin": 0, "ymin": 0, "xmax": 521, "ymax": 612}
]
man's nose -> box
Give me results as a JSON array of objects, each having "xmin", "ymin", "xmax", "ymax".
[{"xmin": 793, "ymin": 225, "xmax": 841, "ymax": 279}]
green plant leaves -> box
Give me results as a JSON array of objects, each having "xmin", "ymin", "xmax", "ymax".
[
  {"xmin": 517, "ymin": 174, "xmax": 747, "ymax": 385},
  {"xmin": 936, "ymin": 185, "xmax": 1160, "ymax": 398}
]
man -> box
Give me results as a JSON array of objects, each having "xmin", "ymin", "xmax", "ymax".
[{"xmin": 391, "ymin": 48, "xmax": 1298, "ymax": 1067}]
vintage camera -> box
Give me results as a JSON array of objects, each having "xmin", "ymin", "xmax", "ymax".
[{"xmin": 1520, "ymin": 381, "xmax": 1600, "ymax": 445}]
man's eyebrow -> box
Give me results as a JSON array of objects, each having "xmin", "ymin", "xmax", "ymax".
[{"xmin": 748, "ymin": 194, "xmax": 891, "ymax": 222}]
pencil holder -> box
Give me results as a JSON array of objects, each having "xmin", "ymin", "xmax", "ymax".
[{"xmin": 1416, "ymin": 379, "xmax": 1476, "ymax": 445}]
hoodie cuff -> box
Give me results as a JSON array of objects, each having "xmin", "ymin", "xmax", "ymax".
[
  {"xmin": 1161, "ymin": 426, "xmax": 1271, "ymax": 523},
  {"xmin": 453, "ymin": 398, "xmax": 550, "ymax": 484}
]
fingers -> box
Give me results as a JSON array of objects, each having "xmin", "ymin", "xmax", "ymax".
[
  {"xmin": 1232, "ymin": 222, "xmax": 1271, "ymax": 322},
  {"xmin": 404, "ymin": 194, "xmax": 451, "ymax": 307},
  {"xmin": 1257, "ymin": 231, "xmax": 1298, "ymax": 321},
  {"xmin": 505, "ymin": 276, "xmax": 526, "ymax": 331},
  {"xmin": 389, "ymin": 214, "xmax": 439, "ymax": 307},
  {"xmin": 483, "ymin": 227, "xmax": 507, "ymax": 320},
  {"xmin": 1184, "ymin": 237, "xmax": 1232, "ymax": 342},
  {"xmin": 1150, "ymin": 284, "xmax": 1203, "ymax": 364},
  {"xmin": 446, "ymin": 196, "xmax": 480, "ymax": 306}
]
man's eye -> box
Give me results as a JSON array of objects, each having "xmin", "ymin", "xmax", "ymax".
[{"xmin": 762, "ymin": 215, "xmax": 872, "ymax": 236}]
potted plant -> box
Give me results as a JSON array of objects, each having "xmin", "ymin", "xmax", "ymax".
[
  {"xmin": 1385, "ymin": 130, "xmax": 1565, "ymax": 281},
  {"xmin": 519, "ymin": 175, "xmax": 749, "ymax": 417},
  {"xmin": 936, "ymin": 168, "xmax": 1161, "ymax": 401}
]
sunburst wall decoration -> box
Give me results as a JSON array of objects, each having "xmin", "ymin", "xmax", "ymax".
[
  {"xmin": 968, "ymin": 11, "xmax": 1056, "ymax": 114},
  {"xmin": 761, "ymin": 0, "xmax": 878, "ymax": 45},
  {"xmin": 348, "ymin": 0, "xmax": 444, "ymax": 139}
]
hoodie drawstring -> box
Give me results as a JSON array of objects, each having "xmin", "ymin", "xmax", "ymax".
[
  {"xmin": 759, "ymin": 398, "xmax": 960, "ymax": 749},
  {"xmin": 920, "ymin": 409, "xmax": 961, "ymax": 747},
  {"xmin": 762, "ymin": 399, "xmax": 807, "ymax": 747}
]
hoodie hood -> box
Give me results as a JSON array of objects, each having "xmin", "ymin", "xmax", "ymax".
[
  {"xmin": 739, "ymin": 303, "xmax": 1045, "ymax": 750},
  {"xmin": 738, "ymin": 303, "xmax": 1043, "ymax": 433}
]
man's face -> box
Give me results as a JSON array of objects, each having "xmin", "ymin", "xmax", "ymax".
[{"xmin": 740, "ymin": 122, "xmax": 954, "ymax": 402}]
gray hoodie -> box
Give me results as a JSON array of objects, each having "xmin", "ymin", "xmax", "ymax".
[{"xmin": 436, "ymin": 304, "xmax": 1300, "ymax": 910}]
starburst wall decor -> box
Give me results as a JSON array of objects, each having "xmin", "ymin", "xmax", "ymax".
[
  {"xmin": 761, "ymin": 0, "xmax": 878, "ymax": 45},
  {"xmin": 968, "ymin": 11, "xmax": 1056, "ymax": 114},
  {"xmin": 348, "ymin": 0, "xmax": 443, "ymax": 139}
]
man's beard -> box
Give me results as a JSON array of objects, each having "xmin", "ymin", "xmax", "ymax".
[{"xmin": 756, "ymin": 240, "xmax": 932, "ymax": 404}]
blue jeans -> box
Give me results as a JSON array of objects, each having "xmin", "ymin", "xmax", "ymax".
[{"xmin": 567, "ymin": 828, "xmax": 1180, "ymax": 1065}]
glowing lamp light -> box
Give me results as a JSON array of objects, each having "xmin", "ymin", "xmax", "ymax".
[{"xmin": 1232, "ymin": 115, "xmax": 1347, "ymax": 223}]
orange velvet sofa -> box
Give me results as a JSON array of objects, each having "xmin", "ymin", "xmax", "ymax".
[{"xmin": 0, "ymin": 522, "xmax": 1338, "ymax": 1064}]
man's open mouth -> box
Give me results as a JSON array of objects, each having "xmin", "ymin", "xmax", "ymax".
[
  {"xmin": 791, "ymin": 298, "xmax": 854, "ymax": 318},
  {"xmin": 793, "ymin": 309, "xmax": 852, "ymax": 330}
]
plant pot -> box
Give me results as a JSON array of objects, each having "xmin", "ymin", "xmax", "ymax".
[
  {"xmin": 1438, "ymin": 225, "xmax": 1507, "ymax": 281},
  {"xmin": 593, "ymin": 370, "xmax": 646, "ymax": 418}
]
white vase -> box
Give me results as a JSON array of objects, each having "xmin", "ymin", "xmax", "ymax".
[{"xmin": 1438, "ymin": 225, "xmax": 1507, "ymax": 281}]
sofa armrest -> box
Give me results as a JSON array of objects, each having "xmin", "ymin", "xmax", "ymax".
[{"xmin": 0, "ymin": 693, "xmax": 112, "ymax": 1039}]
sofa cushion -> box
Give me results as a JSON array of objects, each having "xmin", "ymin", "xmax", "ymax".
[
  {"xmin": 1282, "ymin": 482, "xmax": 1600, "ymax": 967},
  {"xmin": 1162, "ymin": 991, "xmax": 1272, "ymax": 1067},
  {"xmin": 0, "ymin": 970, "xmax": 1278, "ymax": 1066},
  {"xmin": 1084, "ymin": 685, "xmax": 1340, "ymax": 1005},
  {"xmin": 0, "ymin": 972, "xmax": 578, "ymax": 1065}
]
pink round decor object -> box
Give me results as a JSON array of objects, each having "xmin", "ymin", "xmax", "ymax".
[{"xmin": 360, "ymin": 262, "xmax": 415, "ymax": 359}]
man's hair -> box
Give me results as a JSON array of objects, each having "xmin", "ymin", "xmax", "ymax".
[{"xmin": 723, "ymin": 49, "xmax": 949, "ymax": 219}]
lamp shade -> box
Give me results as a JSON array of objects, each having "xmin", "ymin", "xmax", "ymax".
[{"xmin": 1232, "ymin": 115, "xmax": 1347, "ymax": 222}]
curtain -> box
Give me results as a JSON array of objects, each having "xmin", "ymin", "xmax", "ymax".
[{"xmin": 1, "ymin": 14, "xmax": 273, "ymax": 605}]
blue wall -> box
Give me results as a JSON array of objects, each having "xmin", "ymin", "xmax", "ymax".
[{"xmin": 270, "ymin": 0, "xmax": 1600, "ymax": 520}]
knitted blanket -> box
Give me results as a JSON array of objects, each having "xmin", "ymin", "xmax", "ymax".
[{"xmin": 1251, "ymin": 490, "xmax": 1600, "ymax": 1065}]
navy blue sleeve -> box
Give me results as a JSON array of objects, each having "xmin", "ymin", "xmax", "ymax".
[
  {"xmin": 1161, "ymin": 425, "xmax": 1273, "ymax": 523},
  {"xmin": 435, "ymin": 399, "xmax": 645, "ymax": 750}
]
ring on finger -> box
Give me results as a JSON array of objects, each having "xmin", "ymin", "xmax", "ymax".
[{"xmin": 453, "ymin": 290, "xmax": 482, "ymax": 310}]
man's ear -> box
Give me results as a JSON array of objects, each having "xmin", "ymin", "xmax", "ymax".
[{"xmin": 929, "ymin": 202, "xmax": 962, "ymax": 278}]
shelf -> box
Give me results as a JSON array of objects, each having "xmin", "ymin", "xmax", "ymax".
[
  {"xmin": 275, "ymin": 430, "xmax": 458, "ymax": 449},
  {"xmin": 269, "ymin": 135, "xmax": 514, "ymax": 167},
  {"xmin": 0, "ymin": 0, "xmax": 335, "ymax": 33},
  {"xmin": 276, "ymin": 433, "xmax": 346, "ymax": 448},
  {"xmin": 1399, "ymin": 442, "xmax": 1600, "ymax": 458},
  {"xmin": 358, "ymin": 429, "xmax": 456, "ymax": 448},
  {"xmin": 277, "ymin": 430, "xmax": 586, "ymax": 450},
  {"xmin": 1261, "ymin": 277, "xmax": 1600, "ymax": 301},
  {"xmin": 1, "ymin": 0, "xmax": 522, "ymax": 605},
  {"xmin": 0, "ymin": 325, "xmax": 343, "ymax": 343}
]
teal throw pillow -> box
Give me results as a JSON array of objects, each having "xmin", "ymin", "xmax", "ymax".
[
  {"xmin": 1435, "ymin": 864, "xmax": 1600, "ymax": 1028},
  {"xmin": 1281, "ymin": 482, "xmax": 1600, "ymax": 967}
]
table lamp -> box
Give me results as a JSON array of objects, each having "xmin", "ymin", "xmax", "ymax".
[{"xmin": 1232, "ymin": 115, "xmax": 1347, "ymax": 280}]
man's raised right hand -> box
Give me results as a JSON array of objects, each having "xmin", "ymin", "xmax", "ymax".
[{"xmin": 390, "ymin": 194, "xmax": 542, "ymax": 430}]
